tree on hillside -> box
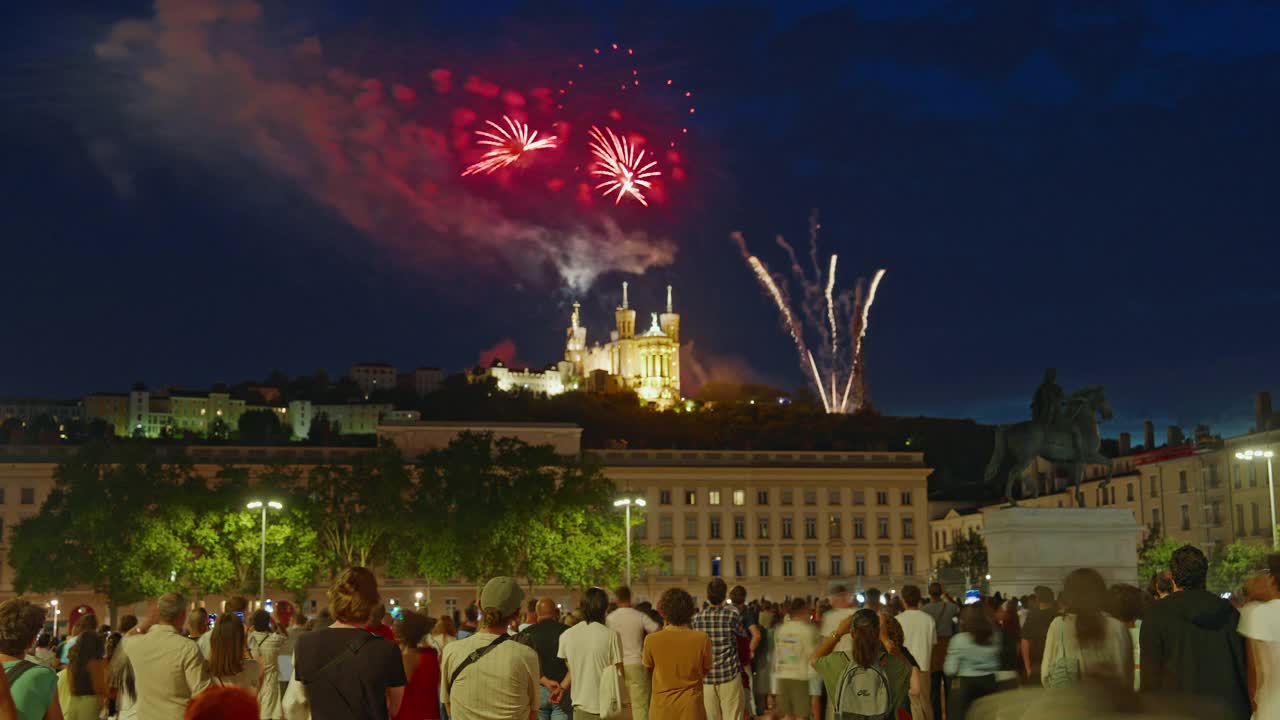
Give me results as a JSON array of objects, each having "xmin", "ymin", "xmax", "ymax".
[{"xmin": 238, "ymin": 410, "xmax": 288, "ymax": 444}]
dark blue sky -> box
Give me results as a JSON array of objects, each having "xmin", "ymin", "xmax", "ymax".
[{"xmin": 5, "ymin": 0, "xmax": 1279, "ymax": 438}]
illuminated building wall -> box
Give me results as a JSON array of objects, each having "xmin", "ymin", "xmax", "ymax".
[{"xmin": 565, "ymin": 282, "xmax": 681, "ymax": 407}]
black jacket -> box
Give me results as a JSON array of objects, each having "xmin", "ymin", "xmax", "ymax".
[{"xmin": 1139, "ymin": 588, "xmax": 1250, "ymax": 720}]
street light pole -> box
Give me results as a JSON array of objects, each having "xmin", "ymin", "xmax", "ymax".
[
  {"xmin": 1236, "ymin": 450, "xmax": 1277, "ymax": 550},
  {"xmin": 613, "ymin": 497, "xmax": 647, "ymax": 587},
  {"xmin": 246, "ymin": 500, "xmax": 284, "ymax": 606}
]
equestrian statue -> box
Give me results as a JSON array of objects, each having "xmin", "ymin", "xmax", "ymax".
[{"xmin": 983, "ymin": 369, "xmax": 1115, "ymax": 506}]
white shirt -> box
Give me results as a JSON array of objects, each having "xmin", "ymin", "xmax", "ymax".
[
  {"xmin": 558, "ymin": 621, "xmax": 623, "ymax": 715},
  {"xmin": 607, "ymin": 607, "xmax": 660, "ymax": 667},
  {"xmin": 820, "ymin": 607, "xmax": 855, "ymax": 654},
  {"xmin": 1241, "ymin": 599, "xmax": 1280, "ymax": 720},
  {"xmin": 896, "ymin": 608, "xmax": 937, "ymax": 672}
]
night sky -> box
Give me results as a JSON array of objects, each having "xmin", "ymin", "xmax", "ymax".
[{"xmin": 5, "ymin": 0, "xmax": 1279, "ymax": 438}]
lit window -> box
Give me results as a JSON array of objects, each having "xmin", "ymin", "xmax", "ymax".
[
  {"xmin": 708, "ymin": 490, "xmax": 721, "ymax": 505},
  {"xmin": 732, "ymin": 490, "xmax": 745, "ymax": 506}
]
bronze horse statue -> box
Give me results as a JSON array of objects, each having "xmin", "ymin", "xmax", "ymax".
[{"xmin": 984, "ymin": 385, "xmax": 1114, "ymax": 506}]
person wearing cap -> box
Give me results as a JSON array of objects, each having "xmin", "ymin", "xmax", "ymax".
[{"xmin": 439, "ymin": 577, "xmax": 539, "ymax": 720}]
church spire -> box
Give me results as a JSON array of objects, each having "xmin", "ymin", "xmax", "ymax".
[
  {"xmin": 666, "ymin": 285, "xmax": 673, "ymax": 313},
  {"xmin": 571, "ymin": 301, "xmax": 580, "ymax": 329},
  {"xmin": 622, "ymin": 281, "xmax": 629, "ymax": 309}
]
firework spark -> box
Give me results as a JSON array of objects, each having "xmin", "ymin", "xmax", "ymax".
[
  {"xmin": 734, "ymin": 216, "xmax": 887, "ymax": 414},
  {"xmin": 460, "ymin": 115, "xmax": 558, "ymax": 176},
  {"xmin": 588, "ymin": 126, "xmax": 661, "ymax": 206}
]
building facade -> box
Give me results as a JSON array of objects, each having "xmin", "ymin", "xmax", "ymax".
[
  {"xmin": 289, "ymin": 401, "xmax": 392, "ymax": 439},
  {"xmin": 565, "ymin": 283, "xmax": 680, "ymax": 407},
  {"xmin": 351, "ymin": 363, "xmax": 398, "ymax": 398}
]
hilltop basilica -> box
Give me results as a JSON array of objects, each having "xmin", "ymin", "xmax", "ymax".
[{"xmin": 473, "ymin": 282, "xmax": 681, "ymax": 407}]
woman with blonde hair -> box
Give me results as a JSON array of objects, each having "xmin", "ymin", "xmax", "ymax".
[{"xmin": 293, "ymin": 567, "xmax": 407, "ymax": 720}]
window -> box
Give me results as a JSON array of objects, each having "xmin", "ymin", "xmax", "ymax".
[
  {"xmin": 854, "ymin": 516, "xmax": 866, "ymax": 539},
  {"xmin": 685, "ymin": 490, "xmax": 697, "ymax": 505},
  {"xmin": 903, "ymin": 554, "xmax": 915, "ymax": 576},
  {"xmin": 782, "ymin": 555, "xmax": 794, "ymax": 578},
  {"xmin": 734, "ymin": 515, "xmax": 746, "ymax": 540},
  {"xmin": 804, "ymin": 515, "xmax": 818, "ymax": 539},
  {"xmin": 660, "ymin": 555, "xmax": 673, "ymax": 577},
  {"xmin": 782, "ymin": 515, "xmax": 794, "ymax": 539},
  {"xmin": 735, "ymin": 555, "xmax": 746, "ymax": 577},
  {"xmin": 757, "ymin": 489, "xmax": 770, "ymax": 505},
  {"xmin": 1209, "ymin": 501, "xmax": 1221, "ymax": 525},
  {"xmin": 19, "ymin": 488, "xmax": 33, "ymax": 505},
  {"xmin": 732, "ymin": 490, "xmax": 745, "ymax": 506},
  {"xmin": 686, "ymin": 554, "xmax": 699, "ymax": 578},
  {"xmin": 804, "ymin": 490, "xmax": 817, "ymax": 505},
  {"xmin": 855, "ymin": 554, "xmax": 866, "ymax": 577},
  {"xmin": 758, "ymin": 515, "xmax": 770, "ymax": 539},
  {"xmin": 634, "ymin": 519, "xmax": 647, "ymax": 540},
  {"xmin": 685, "ymin": 514, "xmax": 698, "ymax": 540},
  {"xmin": 828, "ymin": 514, "xmax": 842, "ymax": 539},
  {"xmin": 709, "ymin": 515, "xmax": 722, "ymax": 539},
  {"xmin": 877, "ymin": 516, "xmax": 890, "ymax": 539},
  {"xmin": 782, "ymin": 489, "xmax": 793, "ymax": 505},
  {"xmin": 758, "ymin": 554, "xmax": 771, "ymax": 577},
  {"xmin": 805, "ymin": 555, "xmax": 818, "ymax": 578},
  {"xmin": 1204, "ymin": 464, "xmax": 1219, "ymax": 488},
  {"xmin": 708, "ymin": 490, "xmax": 721, "ymax": 505},
  {"xmin": 659, "ymin": 515, "xmax": 673, "ymax": 540},
  {"xmin": 1234, "ymin": 465, "xmax": 1243, "ymax": 489},
  {"xmin": 828, "ymin": 489, "xmax": 841, "ymax": 505},
  {"xmin": 1110, "ymin": 486, "xmax": 1116, "ymax": 504},
  {"xmin": 853, "ymin": 490, "xmax": 865, "ymax": 506},
  {"xmin": 830, "ymin": 554, "xmax": 843, "ymax": 576},
  {"xmin": 659, "ymin": 489, "xmax": 672, "ymax": 505},
  {"xmin": 1251, "ymin": 465, "xmax": 1259, "ymax": 488},
  {"xmin": 1236, "ymin": 505, "xmax": 1245, "ymax": 537},
  {"xmin": 1180, "ymin": 505, "xmax": 1191, "ymax": 531},
  {"xmin": 878, "ymin": 554, "xmax": 891, "ymax": 576},
  {"xmin": 1152, "ymin": 507, "xmax": 1161, "ymax": 530},
  {"xmin": 900, "ymin": 490, "xmax": 913, "ymax": 506},
  {"xmin": 876, "ymin": 491, "xmax": 889, "ymax": 506},
  {"xmin": 902, "ymin": 516, "xmax": 914, "ymax": 539},
  {"xmin": 1127, "ymin": 483, "xmax": 1134, "ymax": 502},
  {"xmin": 1179, "ymin": 471, "xmax": 1188, "ymax": 493},
  {"xmin": 0, "ymin": 488, "xmax": 5, "ymax": 504},
  {"xmin": 1253, "ymin": 503, "xmax": 1262, "ymax": 535},
  {"xmin": 1150, "ymin": 476, "xmax": 1159, "ymax": 498}
]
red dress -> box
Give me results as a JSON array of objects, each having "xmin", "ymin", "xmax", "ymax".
[{"xmin": 395, "ymin": 647, "xmax": 441, "ymax": 720}]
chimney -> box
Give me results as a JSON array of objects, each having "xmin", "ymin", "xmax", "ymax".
[
  {"xmin": 1118, "ymin": 432, "xmax": 1131, "ymax": 455},
  {"xmin": 1143, "ymin": 420, "xmax": 1155, "ymax": 450},
  {"xmin": 1257, "ymin": 391, "xmax": 1274, "ymax": 433},
  {"xmin": 1167, "ymin": 425, "xmax": 1184, "ymax": 447}
]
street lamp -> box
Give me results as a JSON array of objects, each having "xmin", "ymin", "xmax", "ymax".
[
  {"xmin": 1236, "ymin": 449, "xmax": 1277, "ymax": 549},
  {"xmin": 414, "ymin": 591, "xmax": 424, "ymax": 610},
  {"xmin": 613, "ymin": 496, "xmax": 648, "ymax": 587},
  {"xmin": 49, "ymin": 600, "xmax": 59, "ymax": 637},
  {"xmin": 246, "ymin": 500, "xmax": 284, "ymax": 605}
]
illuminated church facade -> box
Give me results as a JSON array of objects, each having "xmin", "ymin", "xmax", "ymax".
[{"xmin": 565, "ymin": 282, "xmax": 681, "ymax": 406}]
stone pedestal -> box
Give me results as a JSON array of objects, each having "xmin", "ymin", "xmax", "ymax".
[{"xmin": 982, "ymin": 507, "xmax": 1139, "ymax": 597}]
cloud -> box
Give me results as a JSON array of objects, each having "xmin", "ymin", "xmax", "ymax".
[
  {"xmin": 476, "ymin": 338, "xmax": 525, "ymax": 369},
  {"xmin": 85, "ymin": 139, "xmax": 135, "ymax": 198},
  {"xmin": 681, "ymin": 340, "xmax": 770, "ymax": 395},
  {"xmin": 90, "ymin": 0, "xmax": 674, "ymax": 293}
]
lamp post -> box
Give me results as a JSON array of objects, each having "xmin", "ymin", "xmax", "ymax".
[
  {"xmin": 1236, "ymin": 449, "xmax": 1278, "ymax": 549},
  {"xmin": 49, "ymin": 600, "xmax": 59, "ymax": 637},
  {"xmin": 246, "ymin": 500, "xmax": 284, "ymax": 606},
  {"xmin": 613, "ymin": 496, "xmax": 647, "ymax": 587}
]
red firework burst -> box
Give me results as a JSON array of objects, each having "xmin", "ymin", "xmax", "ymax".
[
  {"xmin": 588, "ymin": 126, "xmax": 661, "ymax": 206},
  {"xmin": 460, "ymin": 115, "xmax": 558, "ymax": 176}
]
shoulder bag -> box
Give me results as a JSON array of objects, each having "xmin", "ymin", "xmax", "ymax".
[{"xmin": 1045, "ymin": 617, "xmax": 1081, "ymax": 688}]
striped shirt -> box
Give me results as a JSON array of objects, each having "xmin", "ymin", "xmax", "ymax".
[{"xmin": 692, "ymin": 605, "xmax": 747, "ymax": 685}]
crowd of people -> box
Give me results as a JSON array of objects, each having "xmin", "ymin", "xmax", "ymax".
[{"xmin": 0, "ymin": 543, "xmax": 1277, "ymax": 719}]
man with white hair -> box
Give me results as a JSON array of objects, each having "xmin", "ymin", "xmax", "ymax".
[{"xmin": 123, "ymin": 592, "xmax": 210, "ymax": 720}]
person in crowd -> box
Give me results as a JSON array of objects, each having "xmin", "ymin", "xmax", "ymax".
[
  {"xmin": 439, "ymin": 577, "xmax": 538, "ymax": 720},
  {"xmin": 182, "ymin": 686, "xmax": 258, "ymax": 720},
  {"xmin": 1040, "ymin": 568, "xmax": 1130, "ymax": 688},
  {"xmin": 728, "ymin": 586, "xmax": 762, "ymax": 715},
  {"xmin": 108, "ymin": 627, "xmax": 138, "ymax": 720},
  {"xmin": 606, "ymin": 586, "xmax": 659, "ymax": 720},
  {"xmin": 753, "ymin": 603, "xmax": 778, "ymax": 717},
  {"xmin": 27, "ymin": 635, "xmax": 58, "ymax": 672},
  {"xmin": 769, "ymin": 598, "xmax": 819, "ymax": 720},
  {"xmin": 309, "ymin": 609, "xmax": 334, "ymax": 633},
  {"xmin": 691, "ymin": 578, "xmax": 749, "ymax": 720},
  {"xmin": 1240, "ymin": 553, "xmax": 1280, "ymax": 720},
  {"xmin": 118, "ymin": 616, "xmax": 139, "ymax": 636},
  {"xmin": 247, "ymin": 610, "xmax": 284, "ymax": 720},
  {"xmin": 294, "ymin": 567, "xmax": 406, "ymax": 720},
  {"xmin": 1141, "ymin": 545, "xmax": 1250, "ymax": 720},
  {"xmin": 887, "ymin": 596, "xmax": 906, "ymax": 616},
  {"xmin": 366, "ymin": 605, "xmax": 396, "ymax": 644},
  {"xmin": 995, "ymin": 599, "xmax": 1024, "ymax": 688},
  {"xmin": 391, "ymin": 610, "xmax": 439, "ymax": 720},
  {"xmin": 426, "ymin": 616, "xmax": 456, "ymax": 656},
  {"xmin": 517, "ymin": 601, "xmax": 538, "ymax": 633},
  {"xmin": 208, "ymin": 614, "xmax": 260, "ymax": 693},
  {"xmin": 1019, "ymin": 585, "xmax": 1058, "ymax": 685},
  {"xmin": 287, "ymin": 614, "xmax": 308, "ymax": 646},
  {"xmin": 943, "ymin": 604, "xmax": 1001, "ymax": 720},
  {"xmin": 56, "ymin": 617, "xmax": 96, "ymax": 669},
  {"xmin": 1108, "ymin": 583, "xmax": 1146, "ymax": 691},
  {"xmin": 643, "ymin": 588, "xmax": 711, "ymax": 720},
  {"xmin": 517, "ymin": 598, "xmax": 571, "ymax": 720},
  {"xmin": 819, "ymin": 586, "xmax": 855, "ymax": 657},
  {"xmin": 187, "ymin": 609, "xmax": 210, "ymax": 658},
  {"xmin": 556, "ymin": 588, "xmax": 624, "ymax": 720},
  {"xmin": 894, "ymin": 585, "xmax": 936, "ymax": 702},
  {"xmin": 880, "ymin": 610, "xmax": 929, "ymax": 720},
  {"xmin": 922, "ymin": 582, "xmax": 959, "ymax": 719},
  {"xmin": 122, "ymin": 593, "xmax": 210, "ymax": 720},
  {"xmin": 863, "ymin": 589, "xmax": 883, "ymax": 614},
  {"xmin": 271, "ymin": 603, "xmax": 294, "ymax": 654},
  {"xmin": 0, "ymin": 598, "xmax": 61, "ymax": 720},
  {"xmin": 813, "ymin": 609, "xmax": 911, "ymax": 719},
  {"xmin": 60, "ymin": 629, "xmax": 105, "ymax": 720},
  {"xmin": 455, "ymin": 607, "xmax": 478, "ymax": 640}
]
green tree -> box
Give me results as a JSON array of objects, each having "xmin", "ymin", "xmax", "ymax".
[
  {"xmin": 238, "ymin": 410, "xmax": 287, "ymax": 444},
  {"xmin": 1138, "ymin": 528, "xmax": 1182, "ymax": 587},
  {"xmin": 940, "ymin": 529, "xmax": 988, "ymax": 588},
  {"xmin": 304, "ymin": 446, "xmax": 410, "ymax": 576},
  {"xmin": 1209, "ymin": 540, "xmax": 1270, "ymax": 594},
  {"xmin": 209, "ymin": 416, "xmax": 230, "ymax": 441}
]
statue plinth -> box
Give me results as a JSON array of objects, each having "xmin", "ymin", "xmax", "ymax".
[{"xmin": 982, "ymin": 507, "xmax": 1140, "ymax": 596}]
